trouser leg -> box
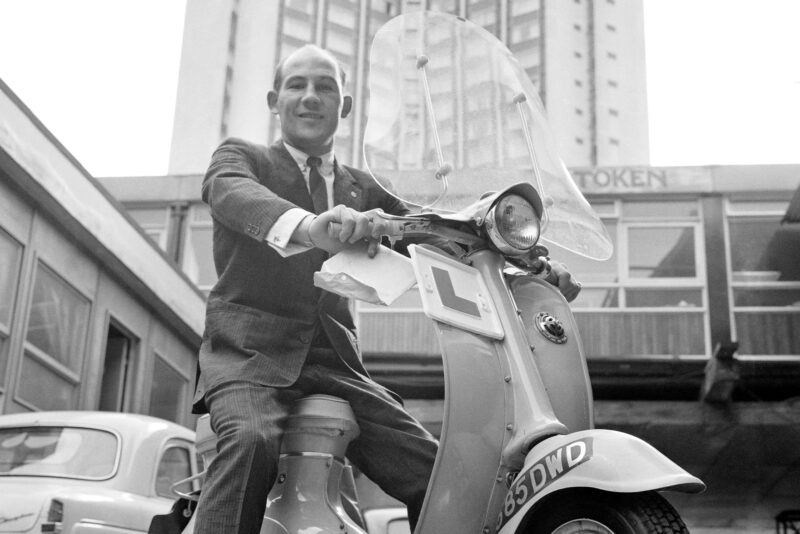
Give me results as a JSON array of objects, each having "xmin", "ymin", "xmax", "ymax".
[
  {"xmin": 193, "ymin": 381, "xmax": 300, "ymax": 534},
  {"xmin": 300, "ymin": 350, "xmax": 439, "ymax": 531}
]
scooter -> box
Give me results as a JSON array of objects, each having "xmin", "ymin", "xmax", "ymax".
[{"xmin": 172, "ymin": 11, "xmax": 704, "ymax": 534}]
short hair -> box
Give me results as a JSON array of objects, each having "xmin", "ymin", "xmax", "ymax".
[{"xmin": 272, "ymin": 45, "xmax": 348, "ymax": 92}]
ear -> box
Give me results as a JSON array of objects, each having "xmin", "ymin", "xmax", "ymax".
[
  {"xmin": 341, "ymin": 95, "xmax": 352, "ymax": 119},
  {"xmin": 267, "ymin": 90, "xmax": 279, "ymax": 115}
]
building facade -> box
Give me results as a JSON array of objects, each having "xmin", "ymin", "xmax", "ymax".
[
  {"xmin": 101, "ymin": 162, "xmax": 800, "ymax": 532},
  {"xmin": 0, "ymin": 80, "xmax": 205, "ymax": 428},
  {"xmin": 168, "ymin": 0, "xmax": 649, "ymax": 175},
  {"xmin": 145, "ymin": 1, "xmax": 800, "ymax": 530}
]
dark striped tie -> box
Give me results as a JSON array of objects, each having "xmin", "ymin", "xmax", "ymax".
[{"xmin": 306, "ymin": 156, "xmax": 328, "ymax": 214}]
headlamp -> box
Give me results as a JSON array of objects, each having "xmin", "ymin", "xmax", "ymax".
[{"xmin": 484, "ymin": 194, "xmax": 541, "ymax": 255}]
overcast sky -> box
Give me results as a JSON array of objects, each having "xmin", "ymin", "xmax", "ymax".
[{"xmin": 0, "ymin": 0, "xmax": 798, "ymax": 177}]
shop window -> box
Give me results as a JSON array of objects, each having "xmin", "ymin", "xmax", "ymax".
[
  {"xmin": 25, "ymin": 263, "xmax": 90, "ymax": 374},
  {"xmin": 17, "ymin": 356, "xmax": 79, "ymax": 411},
  {"xmin": 360, "ymin": 199, "xmax": 708, "ymax": 361},
  {"xmin": 727, "ymin": 201, "xmax": 800, "ymax": 356},
  {"xmin": 155, "ymin": 444, "xmax": 193, "ymax": 498},
  {"xmin": 18, "ymin": 263, "xmax": 90, "ymax": 410},
  {"xmin": 554, "ymin": 200, "xmax": 706, "ymax": 359},
  {"xmin": 0, "ymin": 230, "xmax": 23, "ymax": 383},
  {"xmin": 148, "ymin": 354, "xmax": 189, "ymax": 424}
]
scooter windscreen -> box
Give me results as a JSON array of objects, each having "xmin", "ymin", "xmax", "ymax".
[{"xmin": 363, "ymin": 11, "xmax": 613, "ymax": 261}]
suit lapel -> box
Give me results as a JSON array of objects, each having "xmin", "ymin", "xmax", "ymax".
[{"xmin": 333, "ymin": 162, "xmax": 365, "ymax": 211}]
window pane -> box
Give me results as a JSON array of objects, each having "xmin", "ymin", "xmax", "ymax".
[
  {"xmin": 570, "ymin": 288, "xmax": 618, "ymax": 308},
  {"xmin": 184, "ymin": 226, "xmax": 217, "ymax": 288},
  {"xmin": 626, "ymin": 289, "xmax": 702, "ymax": 308},
  {"xmin": 285, "ymin": 0, "xmax": 314, "ymax": 15},
  {"xmin": 468, "ymin": 0, "xmax": 498, "ymax": 32},
  {"xmin": 283, "ymin": 15, "xmax": 314, "ymax": 41},
  {"xmin": 733, "ymin": 289, "xmax": 800, "ymax": 307},
  {"xmin": 510, "ymin": 0, "xmax": 540, "ymax": 17},
  {"xmin": 628, "ymin": 227, "xmax": 696, "ymax": 278},
  {"xmin": 149, "ymin": 356, "xmax": 188, "ymax": 423},
  {"xmin": 0, "ymin": 231, "xmax": 22, "ymax": 329},
  {"xmin": 549, "ymin": 221, "xmax": 618, "ymax": 283},
  {"xmin": 156, "ymin": 446, "xmax": 192, "ymax": 498},
  {"xmin": 328, "ymin": 0, "xmax": 357, "ymax": 28},
  {"xmin": 623, "ymin": 201, "xmax": 698, "ymax": 218},
  {"xmin": 729, "ymin": 218, "xmax": 800, "ymax": 282},
  {"xmin": 0, "ymin": 426, "xmax": 118, "ymax": 479},
  {"xmin": 25, "ymin": 264, "xmax": 90, "ymax": 372},
  {"xmin": 18, "ymin": 355, "xmax": 77, "ymax": 410},
  {"xmin": 428, "ymin": 0, "xmax": 459, "ymax": 13}
]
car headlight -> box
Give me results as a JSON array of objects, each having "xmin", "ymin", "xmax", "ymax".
[{"xmin": 484, "ymin": 194, "xmax": 541, "ymax": 255}]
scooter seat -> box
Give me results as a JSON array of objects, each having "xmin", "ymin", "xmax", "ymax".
[{"xmin": 192, "ymin": 395, "xmax": 358, "ymax": 468}]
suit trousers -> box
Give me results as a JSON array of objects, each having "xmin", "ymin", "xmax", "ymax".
[{"xmin": 193, "ymin": 347, "xmax": 439, "ymax": 534}]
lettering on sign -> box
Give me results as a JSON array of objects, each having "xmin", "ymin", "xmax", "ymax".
[
  {"xmin": 571, "ymin": 168, "xmax": 667, "ymax": 191},
  {"xmin": 496, "ymin": 438, "xmax": 594, "ymax": 530}
]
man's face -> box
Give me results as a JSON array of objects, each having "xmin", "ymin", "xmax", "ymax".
[{"xmin": 268, "ymin": 48, "xmax": 352, "ymax": 156}]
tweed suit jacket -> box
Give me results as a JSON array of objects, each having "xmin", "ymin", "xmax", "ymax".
[{"xmin": 192, "ymin": 137, "xmax": 410, "ymax": 413}]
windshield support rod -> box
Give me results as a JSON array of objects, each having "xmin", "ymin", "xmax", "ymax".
[
  {"xmin": 513, "ymin": 92, "xmax": 549, "ymax": 224},
  {"xmin": 417, "ymin": 55, "xmax": 449, "ymax": 209}
]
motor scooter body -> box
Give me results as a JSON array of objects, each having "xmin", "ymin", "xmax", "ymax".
[{"xmin": 406, "ymin": 245, "xmax": 704, "ymax": 534}]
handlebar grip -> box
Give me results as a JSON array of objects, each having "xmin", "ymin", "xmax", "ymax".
[{"xmin": 326, "ymin": 217, "xmax": 405, "ymax": 240}]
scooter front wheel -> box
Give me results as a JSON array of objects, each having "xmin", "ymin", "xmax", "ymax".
[{"xmin": 521, "ymin": 488, "xmax": 689, "ymax": 534}]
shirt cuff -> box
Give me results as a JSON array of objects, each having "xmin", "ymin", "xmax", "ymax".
[{"xmin": 265, "ymin": 208, "xmax": 314, "ymax": 257}]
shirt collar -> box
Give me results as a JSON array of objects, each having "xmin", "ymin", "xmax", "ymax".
[{"xmin": 283, "ymin": 142, "xmax": 335, "ymax": 175}]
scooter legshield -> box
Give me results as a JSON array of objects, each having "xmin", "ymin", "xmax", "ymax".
[{"xmin": 495, "ymin": 429, "xmax": 705, "ymax": 533}]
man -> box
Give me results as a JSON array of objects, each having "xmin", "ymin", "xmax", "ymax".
[{"xmin": 192, "ymin": 44, "xmax": 580, "ymax": 533}]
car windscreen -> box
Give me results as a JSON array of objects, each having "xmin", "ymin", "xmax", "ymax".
[{"xmin": 0, "ymin": 426, "xmax": 119, "ymax": 479}]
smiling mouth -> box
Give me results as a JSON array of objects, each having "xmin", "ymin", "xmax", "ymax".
[{"xmin": 298, "ymin": 113, "xmax": 324, "ymax": 120}]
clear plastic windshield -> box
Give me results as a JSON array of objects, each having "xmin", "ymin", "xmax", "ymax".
[{"xmin": 363, "ymin": 11, "xmax": 613, "ymax": 260}]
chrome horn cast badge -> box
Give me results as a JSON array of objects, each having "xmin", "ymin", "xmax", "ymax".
[{"xmin": 534, "ymin": 312, "xmax": 567, "ymax": 344}]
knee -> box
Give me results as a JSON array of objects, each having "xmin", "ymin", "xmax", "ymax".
[{"xmin": 217, "ymin": 422, "xmax": 274, "ymax": 457}]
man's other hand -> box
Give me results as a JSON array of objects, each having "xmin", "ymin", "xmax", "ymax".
[
  {"xmin": 547, "ymin": 260, "xmax": 582, "ymax": 302},
  {"xmin": 309, "ymin": 205, "xmax": 387, "ymax": 257}
]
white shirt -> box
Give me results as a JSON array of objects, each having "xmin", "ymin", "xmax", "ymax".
[{"xmin": 265, "ymin": 143, "xmax": 335, "ymax": 257}]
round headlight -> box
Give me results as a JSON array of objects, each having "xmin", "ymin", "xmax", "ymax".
[{"xmin": 485, "ymin": 194, "xmax": 541, "ymax": 255}]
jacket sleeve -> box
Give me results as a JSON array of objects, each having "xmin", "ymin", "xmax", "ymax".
[{"xmin": 201, "ymin": 137, "xmax": 297, "ymax": 241}]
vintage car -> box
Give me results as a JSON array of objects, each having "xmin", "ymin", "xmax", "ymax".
[{"xmin": 0, "ymin": 410, "xmax": 198, "ymax": 533}]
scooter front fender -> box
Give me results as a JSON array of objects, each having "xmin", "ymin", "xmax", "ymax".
[{"xmin": 495, "ymin": 429, "xmax": 705, "ymax": 533}]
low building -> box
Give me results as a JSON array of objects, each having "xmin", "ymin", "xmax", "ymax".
[
  {"xmin": 101, "ymin": 162, "xmax": 800, "ymax": 533},
  {"xmin": 0, "ymin": 80, "xmax": 204, "ymax": 428}
]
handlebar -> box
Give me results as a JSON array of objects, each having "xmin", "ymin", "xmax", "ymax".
[{"xmin": 322, "ymin": 208, "xmax": 559, "ymax": 283}]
